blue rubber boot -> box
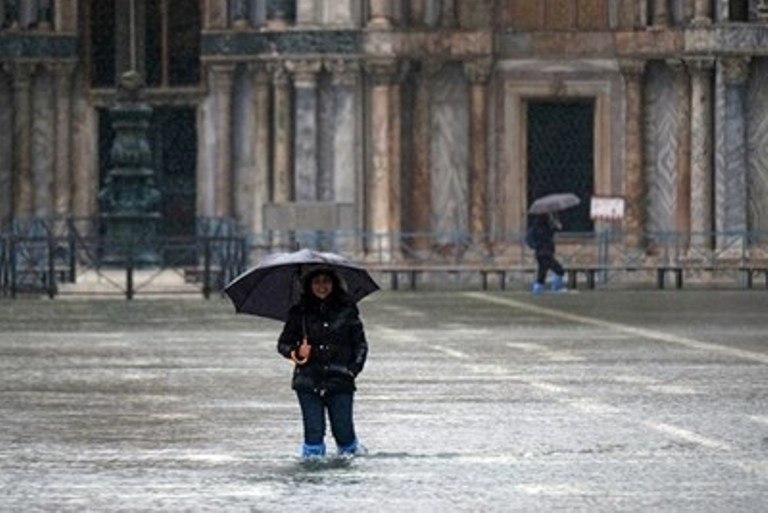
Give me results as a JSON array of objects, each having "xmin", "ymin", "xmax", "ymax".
[
  {"xmin": 301, "ymin": 442, "xmax": 326, "ymax": 459},
  {"xmin": 338, "ymin": 438, "xmax": 367, "ymax": 458},
  {"xmin": 551, "ymin": 274, "xmax": 566, "ymax": 292},
  {"xmin": 532, "ymin": 282, "xmax": 545, "ymax": 296}
]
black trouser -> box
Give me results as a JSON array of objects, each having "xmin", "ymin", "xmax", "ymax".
[{"xmin": 535, "ymin": 253, "xmax": 564, "ymax": 284}]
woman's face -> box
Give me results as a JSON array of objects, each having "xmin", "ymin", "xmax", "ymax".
[{"xmin": 311, "ymin": 274, "xmax": 333, "ymax": 299}]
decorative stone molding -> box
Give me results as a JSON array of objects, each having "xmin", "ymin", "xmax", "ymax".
[
  {"xmin": 364, "ymin": 58, "xmax": 400, "ymax": 86},
  {"xmin": 266, "ymin": 61, "xmax": 289, "ymax": 86},
  {"xmin": 692, "ymin": 0, "xmax": 712, "ymax": 25},
  {"xmin": 685, "ymin": 56, "xmax": 715, "ymax": 75},
  {"xmin": 756, "ymin": 0, "xmax": 768, "ymax": 19},
  {"xmin": 202, "ymin": 31, "xmax": 361, "ymax": 58},
  {"xmin": 325, "ymin": 59, "xmax": 360, "ymax": 86},
  {"xmin": 208, "ymin": 63, "xmax": 235, "ymax": 89},
  {"xmin": 721, "ymin": 56, "xmax": 751, "ymax": 86},
  {"xmin": 246, "ymin": 62, "xmax": 270, "ymax": 85},
  {"xmin": 463, "ymin": 58, "xmax": 492, "ymax": 85},
  {"xmin": 285, "ymin": 59, "xmax": 322, "ymax": 87},
  {"xmin": 367, "ymin": 0, "xmax": 393, "ymax": 29},
  {"xmin": 403, "ymin": 31, "xmax": 492, "ymax": 57},
  {"xmin": 0, "ymin": 35, "xmax": 77, "ymax": 59},
  {"xmin": 618, "ymin": 58, "xmax": 646, "ymax": 79}
]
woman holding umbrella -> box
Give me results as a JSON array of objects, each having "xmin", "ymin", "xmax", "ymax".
[
  {"xmin": 527, "ymin": 212, "xmax": 567, "ymax": 295},
  {"xmin": 277, "ymin": 267, "xmax": 369, "ymax": 459},
  {"xmin": 526, "ymin": 193, "xmax": 579, "ymax": 295}
]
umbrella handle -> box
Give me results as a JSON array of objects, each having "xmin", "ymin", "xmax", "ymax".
[{"xmin": 290, "ymin": 350, "xmax": 308, "ymax": 366}]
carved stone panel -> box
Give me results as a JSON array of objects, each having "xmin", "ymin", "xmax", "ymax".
[{"xmin": 499, "ymin": 0, "xmax": 609, "ymax": 30}]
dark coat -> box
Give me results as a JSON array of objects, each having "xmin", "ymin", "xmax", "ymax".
[
  {"xmin": 528, "ymin": 214, "xmax": 558, "ymax": 256},
  {"xmin": 277, "ymin": 291, "xmax": 368, "ymax": 395}
]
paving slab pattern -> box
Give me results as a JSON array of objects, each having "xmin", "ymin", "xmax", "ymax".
[{"xmin": 1, "ymin": 291, "xmax": 767, "ymax": 512}]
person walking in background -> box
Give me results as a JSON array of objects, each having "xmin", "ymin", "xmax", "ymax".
[
  {"xmin": 277, "ymin": 268, "xmax": 369, "ymax": 459},
  {"xmin": 526, "ymin": 212, "xmax": 567, "ymax": 295}
]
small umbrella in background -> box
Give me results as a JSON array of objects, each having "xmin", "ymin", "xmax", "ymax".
[
  {"xmin": 528, "ymin": 192, "xmax": 581, "ymax": 215},
  {"xmin": 224, "ymin": 248, "xmax": 380, "ymax": 321}
]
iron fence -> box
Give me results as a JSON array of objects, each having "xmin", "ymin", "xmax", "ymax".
[
  {"xmin": 2, "ymin": 220, "xmax": 768, "ymax": 297},
  {"xmin": 0, "ymin": 217, "xmax": 247, "ymax": 299}
]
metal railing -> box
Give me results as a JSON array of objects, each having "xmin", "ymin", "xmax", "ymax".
[
  {"xmin": 1, "ymin": 217, "xmax": 247, "ymax": 299},
  {"xmin": 3, "ymin": 221, "xmax": 768, "ymax": 297}
]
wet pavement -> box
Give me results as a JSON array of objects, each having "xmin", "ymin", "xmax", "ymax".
[{"xmin": 1, "ymin": 290, "xmax": 768, "ymax": 512}]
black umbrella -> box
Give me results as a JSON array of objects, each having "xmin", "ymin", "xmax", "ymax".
[{"xmin": 224, "ymin": 248, "xmax": 380, "ymax": 321}]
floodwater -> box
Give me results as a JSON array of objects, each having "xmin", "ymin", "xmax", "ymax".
[{"xmin": 1, "ymin": 290, "xmax": 768, "ymax": 512}]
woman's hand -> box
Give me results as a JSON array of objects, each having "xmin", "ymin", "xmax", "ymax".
[{"xmin": 297, "ymin": 337, "xmax": 311, "ymax": 360}]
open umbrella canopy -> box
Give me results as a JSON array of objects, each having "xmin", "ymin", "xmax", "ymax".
[
  {"xmin": 528, "ymin": 193, "xmax": 581, "ymax": 215},
  {"xmin": 224, "ymin": 248, "xmax": 380, "ymax": 321}
]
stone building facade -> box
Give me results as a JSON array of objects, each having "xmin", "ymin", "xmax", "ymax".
[{"xmin": 1, "ymin": 0, "xmax": 768, "ymax": 264}]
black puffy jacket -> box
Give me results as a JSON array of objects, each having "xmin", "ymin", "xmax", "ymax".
[
  {"xmin": 277, "ymin": 294, "xmax": 368, "ymax": 394},
  {"xmin": 528, "ymin": 214, "xmax": 557, "ymax": 256}
]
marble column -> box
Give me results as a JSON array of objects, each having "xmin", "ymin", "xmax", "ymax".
[
  {"xmin": 32, "ymin": 68, "xmax": 54, "ymax": 218},
  {"xmin": 616, "ymin": 0, "xmax": 635, "ymax": 28},
  {"xmin": 411, "ymin": 62, "xmax": 435, "ymax": 252},
  {"xmin": 322, "ymin": 0, "xmax": 355, "ymax": 26},
  {"xmin": 71, "ymin": 75, "xmax": 97, "ymax": 220},
  {"xmin": 232, "ymin": 0, "xmax": 251, "ymax": 29},
  {"xmin": 681, "ymin": 0, "xmax": 695, "ymax": 22},
  {"xmin": 464, "ymin": 59, "xmax": 491, "ymax": 244},
  {"xmin": 718, "ymin": 57, "xmax": 750, "ymax": 250},
  {"xmin": 287, "ymin": 60, "xmax": 321, "ymax": 202},
  {"xmin": 210, "ymin": 65, "xmax": 235, "ymax": 218},
  {"xmin": 296, "ymin": 0, "xmax": 317, "ymax": 25},
  {"xmin": 366, "ymin": 59, "xmax": 398, "ymax": 258},
  {"xmin": 0, "ymin": 71, "xmax": 12, "ymax": 225},
  {"xmin": 326, "ymin": 59, "xmax": 359, "ymax": 251},
  {"xmin": 438, "ymin": 0, "xmax": 458, "ymax": 27},
  {"xmin": 693, "ymin": 0, "xmax": 712, "ymax": 23},
  {"xmin": 620, "ymin": 59, "xmax": 646, "ymax": 249},
  {"xmin": 715, "ymin": 0, "xmax": 728, "ymax": 21},
  {"xmin": 52, "ymin": 63, "xmax": 74, "ymax": 217},
  {"xmin": 249, "ymin": 64, "xmax": 270, "ymax": 233},
  {"xmin": 11, "ymin": 63, "xmax": 34, "ymax": 219},
  {"xmin": 269, "ymin": 62, "xmax": 292, "ymax": 203},
  {"xmin": 54, "ymin": 0, "xmax": 77, "ymax": 32},
  {"xmin": 204, "ymin": 0, "xmax": 228, "ymax": 29},
  {"xmin": 409, "ymin": 0, "xmax": 427, "ymax": 25},
  {"xmin": 367, "ymin": 0, "xmax": 392, "ymax": 28},
  {"xmin": 688, "ymin": 57, "xmax": 714, "ymax": 248},
  {"xmin": 756, "ymin": 0, "xmax": 768, "ymax": 19},
  {"xmin": 652, "ymin": 0, "xmax": 670, "ymax": 25},
  {"xmin": 388, "ymin": 64, "xmax": 406, "ymax": 241},
  {"xmin": 670, "ymin": 59, "xmax": 691, "ymax": 247},
  {"xmin": 266, "ymin": 0, "xmax": 291, "ymax": 28},
  {"xmin": 327, "ymin": 60, "xmax": 359, "ymax": 204}
]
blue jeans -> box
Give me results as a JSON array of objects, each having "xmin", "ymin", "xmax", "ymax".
[{"xmin": 296, "ymin": 390, "xmax": 356, "ymax": 448}]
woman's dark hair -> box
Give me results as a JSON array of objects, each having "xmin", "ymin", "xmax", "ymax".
[{"xmin": 301, "ymin": 268, "xmax": 346, "ymax": 300}]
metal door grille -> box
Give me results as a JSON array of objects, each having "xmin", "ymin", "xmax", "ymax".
[{"xmin": 527, "ymin": 100, "xmax": 595, "ymax": 233}]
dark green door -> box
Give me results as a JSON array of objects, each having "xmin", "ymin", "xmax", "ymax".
[{"xmin": 526, "ymin": 100, "xmax": 594, "ymax": 233}]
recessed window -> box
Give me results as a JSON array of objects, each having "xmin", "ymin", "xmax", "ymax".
[
  {"xmin": 729, "ymin": 0, "xmax": 749, "ymax": 21},
  {"xmin": 87, "ymin": 0, "xmax": 200, "ymax": 88}
]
